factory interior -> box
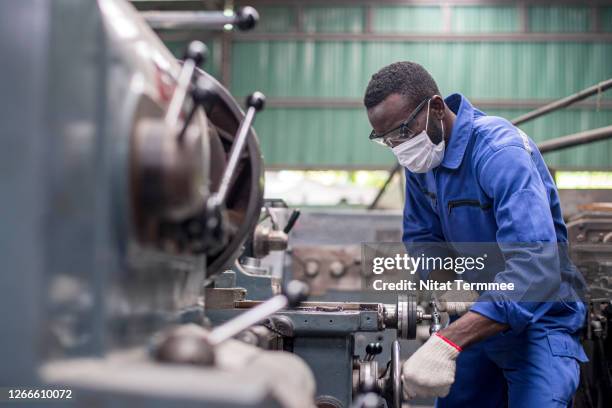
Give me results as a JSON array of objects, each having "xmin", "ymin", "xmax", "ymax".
[{"xmin": 2, "ymin": 0, "xmax": 612, "ymax": 407}]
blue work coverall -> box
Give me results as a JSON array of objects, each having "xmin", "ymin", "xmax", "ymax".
[{"xmin": 403, "ymin": 93, "xmax": 587, "ymax": 407}]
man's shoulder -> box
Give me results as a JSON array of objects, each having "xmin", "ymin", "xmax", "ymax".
[{"xmin": 472, "ymin": 114, "xmax": 531, "ymax": 156}]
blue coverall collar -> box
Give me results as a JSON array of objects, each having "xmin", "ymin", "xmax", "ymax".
[{"xmin": 441, "ymin": 93, "xmax": 474, "ymax": 170}]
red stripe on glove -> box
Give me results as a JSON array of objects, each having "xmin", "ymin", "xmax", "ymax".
[{"xmin": 435, "ymin": 332, "xmax": 463, "ymax": 352}]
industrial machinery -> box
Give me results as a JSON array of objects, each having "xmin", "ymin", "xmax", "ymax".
[
  {"xmin": 3, "ymin": 0, "xmax": 433, "ymax": 406},
  {"xmin": 207, "ymin": 265, "xmax": 443, "ymax": 408},
  {"xmin": 2, "ymin": 1, "xmax": 612, "ymax": 408},
  {"xmin": 201, "ymin": 200, "xmax": 449, "ymax": 407},
  {"xmin": 0, "ymin": 1, "xmax": 317, "ymax": 407},
  {"xmin": 568, "ymin": 205, "xmax": 612, "ymax": 408}
]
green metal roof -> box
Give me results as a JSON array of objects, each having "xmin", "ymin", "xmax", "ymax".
[{"xmin": 162, "ymin": 3, "xmax": 612, "ymax": 170}]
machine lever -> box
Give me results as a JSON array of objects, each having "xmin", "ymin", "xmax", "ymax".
[
  {"xmin": 165, "ymin": 41, "xmax": 207, "ymax": 132},
  {"xmin": 176, "ymin": 76, "xmax": 218, "ymax": 142},
  {"xmin": 142, "ymin": 6, "xmax": 259, "ymax": 31},
  {"xmin": 283, "ymin": 209, "xmax": 301, "ymax": 234},
  {"xmin": 206, "ymin": 279, "xmax": 308, "ymax": 346},
  {"xmin": 212, "ymin": 92, "xmax": 265, "ymax": 205}
]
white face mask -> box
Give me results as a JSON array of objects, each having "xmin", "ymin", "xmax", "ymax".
[{"xmin": 391, "ymin": 101, "xmax": 445, "ymax": 173}]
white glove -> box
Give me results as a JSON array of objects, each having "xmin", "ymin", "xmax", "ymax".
[{"xmin": 401, "ymin": 333, "xmax": 461, "ymax": 399}]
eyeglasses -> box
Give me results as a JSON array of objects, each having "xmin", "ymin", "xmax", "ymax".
[{"xmin": 369, "ymin": 97, "xmax": 431, "ymax": 147}]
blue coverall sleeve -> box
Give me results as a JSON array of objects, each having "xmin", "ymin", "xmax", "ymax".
[
  {"xmin": 403, "ymin": 170, "xmax": 452, "ymax": 278},
  {"xmin": 470, "ymin": 139, "xmax": 561, "ymax": 333}
]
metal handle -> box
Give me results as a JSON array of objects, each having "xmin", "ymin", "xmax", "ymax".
[
  {"xmin": 206, "ymin": 279, "xmax": 308, "ymax": 346},
  {"xmin": 177, "ymin": 76, "xmax": 218, "ymax": 142},
  {"xmin": 142, "ymin": 7, "xmax": 259, "ymax": 31},
  {"xmin": 213, "ymin": 92, "xmax": 265, "ymax": 205},
  {"xmin": 165, "ymin": 41, "xmax": 207, "ymax": 132},
  {"xmin": 283, "ymin": 209, "xmax": 301, "ymax": 234},
  {"xmin": 207, "ymin": 295, "xmax": 287, "ymax": 345}
]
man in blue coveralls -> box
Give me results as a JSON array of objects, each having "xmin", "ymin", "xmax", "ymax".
[{"xmin": 363, "ymin": 61, "xmax": 587, "ymax": 407}]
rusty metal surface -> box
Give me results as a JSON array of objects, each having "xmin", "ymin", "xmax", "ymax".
[
  {"xmin": 289, "ymin": 210, "xmax": 403, "ymax": 296},
  {"xmin": 558, "ymin": 190, "xmax": 612, "ymax": 218},
  {"xmin": 292, "ymin": 245, "xmax": 363, "ymax": 295},
  {"xmin": 577, "ymin": 202, "xmax": 612, "ymax": 212}
]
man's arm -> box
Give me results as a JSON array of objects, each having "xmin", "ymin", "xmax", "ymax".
[{"xmin": 437, "ymin": 311, "xmax": 508, "ymax": 349}]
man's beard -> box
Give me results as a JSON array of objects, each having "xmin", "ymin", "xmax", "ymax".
[{"xmin": 427, "ymin": 120, "xmax": 444, "ymax": 145}]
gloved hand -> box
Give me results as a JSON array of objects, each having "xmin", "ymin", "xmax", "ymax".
[{"xmin": 401, "ymin": 332, "xmax": 462, "ymax": 399}]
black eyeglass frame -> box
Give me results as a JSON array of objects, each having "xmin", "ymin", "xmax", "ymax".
[{"xmin": 368, "ymin": 97, "xmax": 431, "ymax": 145}]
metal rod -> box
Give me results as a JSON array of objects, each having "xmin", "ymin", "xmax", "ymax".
[
  {"xmin": 232, "ymin": 32, "xmax": 612, "ymax": 43},
  {"xmin": 207, "ymin": 295, "xmax": 288, "ymax": 345},
  {"xmin": 368, "ymin": 164, "xmax": 401, "ymax": 210},
  {"xmin": 511, "ymin": 78, "xmax": 612, "ymax": 126},
  {"xmin": 205, "ymin": 98, "xmax": 610, "ymax": 110},
  {"xmin": 165, "ymin": 59, "xmax": 195, "ymax": 130},
  {"xmin": 141, "ymin": 7, "xmax": 258, "ymax": 31},
  {"xmin": 142, "ymin": 11, "xmax": 238, "ymax": 30},
  {"xmin": 235, "ymin": 0, "xmax": 612, "ymax": 6},
  {"xmin": 538, "ymin": 125, "xmax": 612, "ymax": 154},
  {"xmin": 215, "ymin": 107, "xmax": 256, "ymax": 203}
]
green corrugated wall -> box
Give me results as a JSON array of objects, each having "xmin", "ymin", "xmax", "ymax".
[
  {"xmin": 373, "ymin": 6, "xmax": 444, "ymax": 33},
  {"xmin": 230, "ymin": 41, "xmax": 612, "ymax": 99},
  {"xmin": 164, "ymin": 3, "xmax": 612, "ymax": 170}
]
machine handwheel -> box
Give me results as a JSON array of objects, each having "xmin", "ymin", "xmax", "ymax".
[{"xmin": 391, "ymin": 340, "xmax": 402, "ymax": 408}]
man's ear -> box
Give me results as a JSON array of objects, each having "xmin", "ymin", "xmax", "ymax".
[{"xmin": 430, "ymin": 95, "xmax": 445, "ymax": 120}]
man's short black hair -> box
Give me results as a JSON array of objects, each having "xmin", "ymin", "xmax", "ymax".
[{"xmin": 363, "ymin": 61, "xmax": 440, "ymax": 109}]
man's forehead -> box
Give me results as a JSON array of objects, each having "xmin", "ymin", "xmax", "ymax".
[
  {"xmin": 368, "ymin": 93, "xmax": 417, "ymax": 130},
  {"xmin": 371, "ymin": 93, "xmax": 417, "ymax": 116}
]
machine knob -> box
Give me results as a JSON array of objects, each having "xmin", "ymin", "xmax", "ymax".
[
  {"xmin": 246, "ymin": 92, "xmax": 266, "ymax": 111},
  {"xmin": 364, "ymin": 342, "xmax": 383, "ymax": 361},
  {"xmin": 235, "ymin": 6, "xmax": 259, "ymax": 31},
  {"xmin": 304, "ymin": 260, "xmax": 320, "ymax": 278},
  {"xmin": 153, "ymin": 327, "xmax": 215, "ymax": 366},
  {"xmin": 184, "ymin": 40, "xmax": 208, "ymax": 67},
  {"xmin": 284, "ymin": 280, "xmax": 309, "ymax": 307},
  {"xmin": 192, "ymin": 77, "xmax": 218, "ymax": 106},
  {"xmin": 329, "ymin": 261, "xmax": 346, "ymax": 278}
]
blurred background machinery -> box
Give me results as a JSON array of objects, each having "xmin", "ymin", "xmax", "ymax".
[{"xmin": 0, "ymin": 1, "xmax": 315, "ymax": 407}]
